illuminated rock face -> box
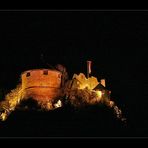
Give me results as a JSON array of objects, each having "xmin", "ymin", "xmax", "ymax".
[{"xmin": 21, "ymin": 69, "xmax": 62, "ymax": 102}]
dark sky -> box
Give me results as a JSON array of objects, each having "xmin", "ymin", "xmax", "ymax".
[
  {"xmin": 0, "ymin": 11, "xmax": 147, "ymax": 133},
  {"xmin": 0, "ymin": 11, "xmax": 147, "ymax": 83}
]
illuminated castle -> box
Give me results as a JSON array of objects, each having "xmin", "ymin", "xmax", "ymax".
[
  {"xmin": 21, "ymin": 69, "xmax": 62, "ymax": 102},
  {"xmin": 0, "ymin": 62, "xmax": 126, "ymax": 122}
]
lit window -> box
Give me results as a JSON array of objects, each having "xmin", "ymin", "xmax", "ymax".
[{"xmin": 43, "ymin": 70, "xmax": 48, "ymax": 75}]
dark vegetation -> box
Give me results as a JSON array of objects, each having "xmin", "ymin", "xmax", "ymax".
[{"xmin": 0, "ymin": 98, "xmax": 129, "ymax": 137}]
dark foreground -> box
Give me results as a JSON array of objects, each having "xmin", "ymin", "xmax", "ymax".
[{"xmin": 0, "ymin": 105, "xmax": 136, "ymax": 137}]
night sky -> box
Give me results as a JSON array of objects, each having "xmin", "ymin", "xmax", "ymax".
[{"xmin": 0, "ymin": 11, "xmax": 147, "ymax": 137}]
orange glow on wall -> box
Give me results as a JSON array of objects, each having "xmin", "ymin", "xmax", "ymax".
[{"xmin": 21, "ymin": 69, "xmax": 62, "ymax": 102}]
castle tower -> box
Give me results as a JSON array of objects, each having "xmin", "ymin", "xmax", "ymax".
[{"xmin": 21, "ymin": 69, "xmax": 62, "ymax": 102}]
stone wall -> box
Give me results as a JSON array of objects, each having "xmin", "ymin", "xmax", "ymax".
[{"xmin": 21, "ymin": 69, "xmax": 62, "ymax": 102}]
